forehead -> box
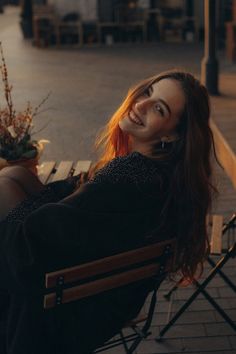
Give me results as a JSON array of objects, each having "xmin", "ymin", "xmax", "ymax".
[{"xmin": 151, "ymin": 78, "xmax": 185, "ymax": 116}]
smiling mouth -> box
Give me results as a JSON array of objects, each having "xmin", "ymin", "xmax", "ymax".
[{"xmin": 128, "ymin": 110, "xmax": 143, "ymax": 126}]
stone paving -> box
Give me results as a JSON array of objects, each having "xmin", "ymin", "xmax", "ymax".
[{"xmin": 0, "ymin": 5, "xmax": 236, "ymax": 354}]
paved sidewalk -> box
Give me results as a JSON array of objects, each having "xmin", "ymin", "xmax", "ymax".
[{"xmin": 0, "ymin": 6, "xmax": 236, "ymax": 354}]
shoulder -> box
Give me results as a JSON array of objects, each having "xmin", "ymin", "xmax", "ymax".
[{"xmin": 90, "ymin": 152, "xmax": 169, "ymax": 186}]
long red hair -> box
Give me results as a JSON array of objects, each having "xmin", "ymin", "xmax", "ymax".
[
  {"xmin": 90, "ymin": 76, "xmax": 159, "ymax": 172},
  {"xmin": 90, "ymin": 70, "xmax": 215, "ymax": 282}
]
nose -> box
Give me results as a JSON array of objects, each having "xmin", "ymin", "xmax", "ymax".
[{"xmin": 135, "ymin": 98, "xmax": 150, "ymax": 115}]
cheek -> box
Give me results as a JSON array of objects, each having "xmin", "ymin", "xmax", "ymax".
[
  {"xmin": 119, "ymin": 117, "xmax": 128, "ymax": 130},
  {"xmin": 149, "ymin": 116, "xmax": 177, "ymax": 136},
  {"xmin": 147, "ymin": 118, "xmax": 163, "ymax": 133},
  {"xmin": 119, "ymin": 116, "xmax": 135, "ymax": 134}
]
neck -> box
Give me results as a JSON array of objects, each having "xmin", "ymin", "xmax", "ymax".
[
  {"xmin": 129, "ymin": 137, "xmax": 161, "ymax": 158},
  {"xmin": 129, "ymin": 142, "xmax": 152, "ymax": 158},
  {"xmin": 129, "ymin": 139, "xmax": 172, "ymax": 160}
]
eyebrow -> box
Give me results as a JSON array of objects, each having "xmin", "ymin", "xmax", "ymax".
[{"xmin": 149, "ymin": 86, "xmax": 172, "ymax": 116}]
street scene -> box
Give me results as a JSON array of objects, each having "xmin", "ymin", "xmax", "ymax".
[{"xmin": 0, "ymin": 1, "xmax": 236, "ymax": 353}]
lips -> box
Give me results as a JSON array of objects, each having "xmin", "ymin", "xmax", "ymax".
[{"xmin": 128, "ymin": 109, "xmax": 143, "ymax": 126}]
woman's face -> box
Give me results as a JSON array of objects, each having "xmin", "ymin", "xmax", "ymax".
[{"xmin": 119, "ymin": 78, "xmax": 186, "ymax": 155}]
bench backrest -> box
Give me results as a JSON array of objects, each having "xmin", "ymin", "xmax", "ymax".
[
  {"xmin": 38, "ymin": 160, "xmax": 92, "ymax": 184},
  {"xmin": 44, "ymin": 238, "xmax": 176, "ymax": 309}
]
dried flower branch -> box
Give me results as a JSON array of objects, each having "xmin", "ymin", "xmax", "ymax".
[
  {"xmin": 32, "ymin": 91, "xmax": 51, "ymax": 118},
  {"xmin": 0, "ymin": 42, "xmax": 50, "ymax": 162}
]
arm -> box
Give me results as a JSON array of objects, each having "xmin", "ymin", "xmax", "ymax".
[
  {"xmin": 0, "ymin": 154, "xmax": 165, "ymax": 292},
  {"xmin": 0, "ymin": 203, "xmax": 81, "ymax": 292},
  {"xmin": 0, "ymin": 183, "xmax": 159, "ymax": 293}
]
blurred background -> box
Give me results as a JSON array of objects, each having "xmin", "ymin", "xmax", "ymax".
[
  {"xmin": 0, "ymin": 0, "xmax": 235, "ymax": 163},
  {"xmin": 0, "ymin": 2, "xmax": 236, "ymax": 353}
]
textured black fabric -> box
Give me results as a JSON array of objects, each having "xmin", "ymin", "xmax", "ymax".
[
  {"xmin": 89, "ymin": 151, "xmax": 167, "ymax": 185},
  {"xmin": 4, "ymin": 176, "xmax": 80, "ymax": 223},
  {"xmin": 0, "ymin": 152, "xmax": 175, "ymax": 354}
]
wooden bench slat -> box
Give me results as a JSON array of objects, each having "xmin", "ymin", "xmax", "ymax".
[
  {"xmin": 51, "ymin": 161, "xmax": 74, "ymax": 182},
  {"xmin": 44, "ymin": 263, "xmax": 160, "ymax": 309},
  {"xmin": 210, "ymin": 214, "xmax": 223, "ymax": 255},
  {"xmin": 37, "ymin": 161, "xmax": 56, "ymax": 184},
  {"xmin": 73, "ymin": 160, "xmax": 91, "ymax": 176},
  {"xmin": 210, "ymin": 120, "xmax": 236, "ymax": 189},
  {"xmin": 45, "ymin": 238, "xmax": 175, "ymax": 288}
]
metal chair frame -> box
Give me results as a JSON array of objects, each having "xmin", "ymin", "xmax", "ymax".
[
  {"xmin": 44, "ymin": 239, "xmax": 176, "ymax": 353},
  {"xmin": 157, "ymin": 213, "xmax": 236, "ymax": 341},
  {"xmin": 94, "ymin": 282, "xmax": 158, "ymax": 353}
]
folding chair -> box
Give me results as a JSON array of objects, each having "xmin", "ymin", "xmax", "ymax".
[
  {"xmin": 43, "ymin": 238, "xmax": 176, "ymax": 353},
  {"xmin": 32, "ymin": 4, "xmax": 60, "ymax": 47},
  {"xmin": 157, "ymin": 213, "xmax": 236, "ymax": 341}
]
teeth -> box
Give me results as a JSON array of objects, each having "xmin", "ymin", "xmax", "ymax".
[{"xmin": 129, "ymin": 110, "xmax": 143, "ymax": 125}]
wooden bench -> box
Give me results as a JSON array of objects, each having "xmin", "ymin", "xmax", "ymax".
[
  {"xmin": 208, "ymin": 214, "xmax": 224, "ymax": 255},
  {"xmin": 37, "ymin": 160, "xmax": 92, "ymax": 184},
  {"xmin": 210, "ymin": 120, "xmax": 236, "ymax": 189}
]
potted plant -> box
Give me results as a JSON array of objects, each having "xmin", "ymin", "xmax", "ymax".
[{"xmin": 0, "ymin": 42, "xmax": 49, "ymax": 174}]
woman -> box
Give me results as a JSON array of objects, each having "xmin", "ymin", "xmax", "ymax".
[{"xmin": 0, "ymin": 71, "xmax": 214, "ymax": 354}]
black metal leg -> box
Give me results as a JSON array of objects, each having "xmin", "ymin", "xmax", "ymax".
[
  {"xmin": 128, "ymin": 289, "xmax": 158, "ymax": 352},
  {"xmin": 164, "ymin": 253, "xmax": 236, "ymax": 302},
  {"xmin": 127, "ymin": 335, "xmax": 142, "ymax": 354},
  {"xmin": 222, "ymin": 214, "xmax": 236, "ymax": 234},
  {"xmin": 156, "ymin": 243, "xmax": 236, "ymax": 340},
  {"xmin": 120, "ymin": 330, "xmax": 130, "ymax": 354},
  {"xmin": 163, "ymin": 214, "xmax": 236, "ymax": 302},
  {"xmin": 163, "ymin": 278, "xmax": 184, "ymax": 300},
  {"xmin": 157, "ymin": 283, "xmax": 202, "ymax": 340},
  {"xmin": 194, "ymin": 279, "xmax": 236, "ymax": 331},
  {"xmin": 93, "ymin": 332, "xmax": 139, "ymax": 353},
  {"xmin": 207, "ymin": 257, "xmax": 236, "ymax": 292}
]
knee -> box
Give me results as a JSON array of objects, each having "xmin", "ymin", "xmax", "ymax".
[
  {"xmin": 0, "ymin": 165, "xmax": 43, "ymax": 196},
  {"xmin": 0, "ymin": 165, "xmax": 35, "ymax": 188},
  {"xmin": 0, "ymin": 177, "xmax": 27, "ymax": 221},
  {"xmin": 0, "ymin": 165, "xmax": 28, "ymax": 179},
  {"xmin": 0, "ymin": 166, "xmax": 39, "ymax": 185}
]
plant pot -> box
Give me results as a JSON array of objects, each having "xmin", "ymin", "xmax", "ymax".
[{"xmin": 0, "ymin": 143, "xmax": 44, "ymax": 175}]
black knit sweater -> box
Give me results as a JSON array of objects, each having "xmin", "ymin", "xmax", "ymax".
[{"xmin": 0, "ymin": 152, "xmax": 175, "ymax": 354}]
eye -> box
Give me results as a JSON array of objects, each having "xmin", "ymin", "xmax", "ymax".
[
  {"xmin": 154, "ymin": 104, "xmax": 164, "ymax": 116},
  {"xmin": 142, "ymin": 88, "xmax": 150, "ymax": 97}
]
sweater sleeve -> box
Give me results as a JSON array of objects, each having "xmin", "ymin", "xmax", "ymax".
[
  {"xmin": 0, "ymin": 203, "xmax": 83, "ymax": 292},
  {"xmin": 0, "ymin": 154, "xmax": 167, "ymax": 293},
  {"xmin": 0, "ymin": 184, "xmax": 159, "ymax": 294}
]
